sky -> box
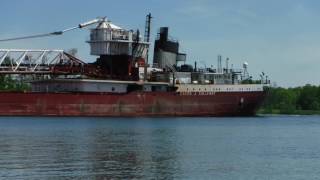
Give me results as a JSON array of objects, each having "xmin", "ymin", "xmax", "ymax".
[{"xmin": 0, "ymin": 0, "xmax": 320, "ymax": 87}]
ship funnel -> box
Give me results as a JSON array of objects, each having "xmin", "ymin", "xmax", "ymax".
[{"xmin": 153, "ymin": 27, "xmax": 185, "ymax": 69}]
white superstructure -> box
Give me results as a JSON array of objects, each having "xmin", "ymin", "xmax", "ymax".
[
  {"xmin": 87, "ymin": 19, "xmax": 149, "ymax": 58},
  {"xmin": 176, "ymin": 84, "xmax": 265, "ymax": 93}
]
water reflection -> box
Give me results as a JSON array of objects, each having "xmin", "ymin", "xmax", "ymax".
[
  {"xmin": 0, "ymin": 118, "xmax": 181, "ymax": 179},
  {"xmin": 2, "ymin": 116, "xmax": 320, "ymax": 179}
]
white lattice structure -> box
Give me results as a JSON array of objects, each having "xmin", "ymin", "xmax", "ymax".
[{"xmin": 0, "ymin": 49, "xmax": 85, "ymax": 74}]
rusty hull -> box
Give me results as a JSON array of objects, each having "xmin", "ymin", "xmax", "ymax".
[{"xmin": 0, "ymin": 91, "xmax": 266, "ymax": 117}]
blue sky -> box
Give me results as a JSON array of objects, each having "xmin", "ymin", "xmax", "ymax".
[{"xmin": 1, "ymin": 0, "xmax": 320, "ymax": 87}]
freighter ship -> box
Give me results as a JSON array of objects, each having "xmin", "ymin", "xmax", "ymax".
[{"xmin": 0, "ymin": 14, "xmax": 269, "ymax": 116}]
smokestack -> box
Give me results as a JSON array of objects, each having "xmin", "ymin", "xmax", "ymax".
[{"xmin": 159, "ymin": 27, "xmax": 169, "ymax": 41}]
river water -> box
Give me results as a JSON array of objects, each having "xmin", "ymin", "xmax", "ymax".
[{"xmin": 0, "ymin": 116, "xmax": 320, "ymax": 179}]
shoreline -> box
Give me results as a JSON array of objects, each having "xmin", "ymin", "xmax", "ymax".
[{"xmin": 258, "ymin": 109, "xmax": 320, "ymax": 115}]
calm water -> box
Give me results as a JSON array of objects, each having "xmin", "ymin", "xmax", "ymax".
[{"xmin": 0, "ymin": 116, "xmax": 320, "ymax": 179}]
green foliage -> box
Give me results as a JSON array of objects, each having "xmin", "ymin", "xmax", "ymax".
[
  {"xmin": 0, "ymin": 75, "xmax": 30, "ymax": 91},
  {"xmin": 261, "ymin": 84, "xmax": 320, "ymax": 114}
]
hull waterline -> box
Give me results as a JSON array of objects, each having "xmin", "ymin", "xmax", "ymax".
[{"xmin": 0, "ymin": 91, "xmax": 266, "ymax": 117}]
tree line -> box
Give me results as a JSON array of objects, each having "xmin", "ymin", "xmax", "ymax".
[
  {"xmin": 0, "ymin": 75, "xmax": 30, "ymax": 91},
  {"xmin": 260, "ymin": 84, "xmax": 320, "ymax": 114}
]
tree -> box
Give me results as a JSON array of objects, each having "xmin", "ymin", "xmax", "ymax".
[
  {"xmin": 297, "ymin": 84, "xmax": 319, "ymax": 110},
  {"xmin": 67, "ymin": 48, "xmax": 78, "ymax": 56}
]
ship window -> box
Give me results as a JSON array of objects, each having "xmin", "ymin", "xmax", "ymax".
[{"xmin": 112, "ymin": 87, "xmax": 115, "ymax": 91}]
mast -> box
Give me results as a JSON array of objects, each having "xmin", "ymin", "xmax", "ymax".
[{"xmin": 144, "ymin": 13, "xmax": 152, "ymax": 81}]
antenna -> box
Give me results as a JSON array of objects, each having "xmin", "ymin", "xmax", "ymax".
[{"xmin": 217, "ymin": 55, "xmax": 222, "ymax": 73}]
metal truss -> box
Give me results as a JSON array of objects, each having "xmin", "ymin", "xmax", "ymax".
[{"xmin": 0, "ymin": 49, "xmax": 86, "ymax": 74}]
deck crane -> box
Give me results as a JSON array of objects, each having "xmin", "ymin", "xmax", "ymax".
[
  {"xmin": 0, "ymin": 17, "xmax": 106, "ymax": 42},
  {"xmin": 0, "ymin": 15, "xmax": 150, "ymax": 81},
  {"xmin": 0, "ymin": 17, "xmax": 109, "ymax": 76}
]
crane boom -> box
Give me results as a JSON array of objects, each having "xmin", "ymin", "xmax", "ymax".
[{"xmin": 0, "ymin": 17, "xmax": 105, "ymax": 42}]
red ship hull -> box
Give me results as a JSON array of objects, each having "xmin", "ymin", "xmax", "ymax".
[{"xmin": 0, "ymin": 91, "xmax": 266, "ymax": 117}]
